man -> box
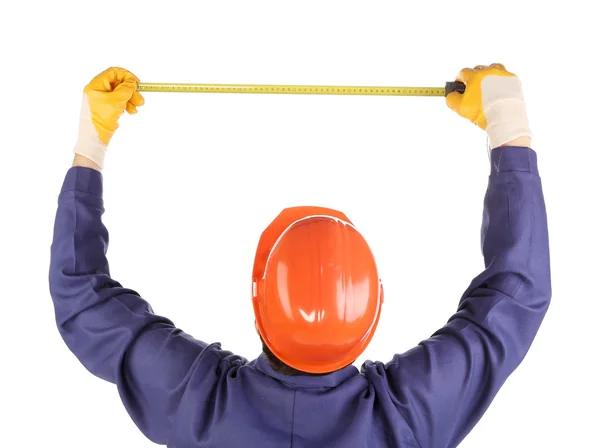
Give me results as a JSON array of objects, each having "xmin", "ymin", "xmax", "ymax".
[{"xmin": 49, "ymin": 64, "xmax": 551, "ymax": 447}]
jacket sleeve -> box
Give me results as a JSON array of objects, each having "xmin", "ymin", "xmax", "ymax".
[
  {"xmin": 368, "ymin": 146, "xmax": 551, "ymax": 448},
  {"xmin": 49, "ymin": 167, "xmax": 225, "ymax": 445}
]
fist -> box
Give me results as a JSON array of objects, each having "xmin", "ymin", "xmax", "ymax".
[
  {"xmin": 84, "ymin": 67, "xmax": 145, "ymax": 145},
  {"xmin": 73, "ymin": 67, "xmax": 144, "ymax": 168},
  {"xmin": 446, "ymin": 64, "xmax": 532, "ymax": 148}
]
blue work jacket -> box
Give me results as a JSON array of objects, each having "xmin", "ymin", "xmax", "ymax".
[{"xmin": 49, "ymin": 146, "xmax": 551, "ymax": 447}]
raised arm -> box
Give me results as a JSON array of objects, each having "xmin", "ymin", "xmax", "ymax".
[
  {"xmin": 364, "ymin": 64, "xmax": 551, "ymax": 447},
  {"xmin": 49, "ymin": 68, "xmax": 225, "ymax": 445}
]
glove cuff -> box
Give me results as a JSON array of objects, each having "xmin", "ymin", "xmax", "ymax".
[
  {"xmin": 485, "ymin": 99, "xmax": 533, "ymax": 149},
  {"xmin": 481, "ymin": 75, "xmax": 533, "ymax": 149},
  {"xmin": 73, "ymin": 95, "xmax": 107, "ymax": 169}
]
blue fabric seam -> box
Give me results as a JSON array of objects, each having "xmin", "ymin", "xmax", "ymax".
[{"xmin": 290, "ymin": 390, "xmax": 297, "ymax": 447}]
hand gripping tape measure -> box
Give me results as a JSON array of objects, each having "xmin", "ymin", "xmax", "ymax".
[{"xmin": 138, "ymin": 82, "xmax": 466, "ymax": 97}]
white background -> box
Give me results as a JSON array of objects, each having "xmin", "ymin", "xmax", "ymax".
[{"xmin": 1, "ymin": 1, "xmax": 598, "ymax": 446}]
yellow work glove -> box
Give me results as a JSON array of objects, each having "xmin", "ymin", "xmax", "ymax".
[
  {"xmin": 446, "ymin": 63, "xmax": 532, "ymax": 149},
  {"xmin": 73, "ymin": 67, "xmax": 144, "ymax": 169}
]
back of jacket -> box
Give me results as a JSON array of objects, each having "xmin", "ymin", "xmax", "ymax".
[
  {"xmin": 49, "ymin": 146, "xmax": 551, "ymax": 448},
  {"xmin": 164, "ymin": 351, "xmax": 423, "ymax": 448}
]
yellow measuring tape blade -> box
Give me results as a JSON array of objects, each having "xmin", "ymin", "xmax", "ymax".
[{"xmin": 138, "ymin": 83, "xmax": 446, "ymax": 97}]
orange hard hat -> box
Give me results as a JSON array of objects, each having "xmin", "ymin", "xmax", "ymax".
[{"xmin": 252, "ymin": 206, "xmax": 384, "ymax": 374}]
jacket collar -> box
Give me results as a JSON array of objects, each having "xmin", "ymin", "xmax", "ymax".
[{"xmin": 251, "ymin": 353, "xmax": 359, "ymax": 389}]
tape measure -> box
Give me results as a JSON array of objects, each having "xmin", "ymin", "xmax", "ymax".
[{"xmin": 138, "ymin": 82, "xmax": 465, "ymax": 97}]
